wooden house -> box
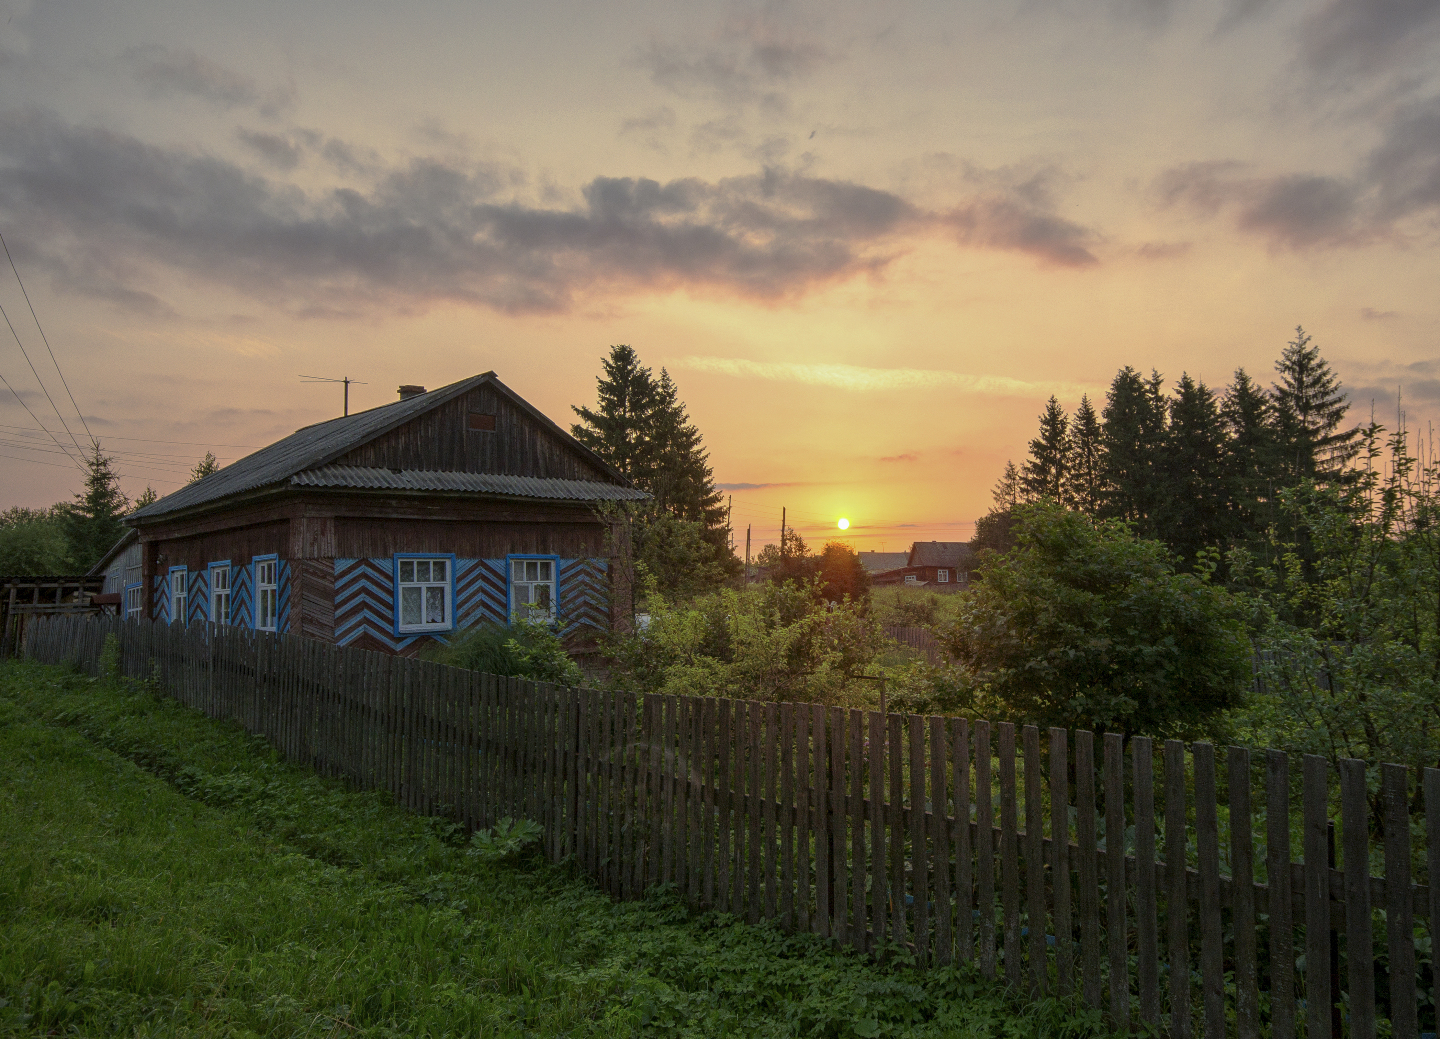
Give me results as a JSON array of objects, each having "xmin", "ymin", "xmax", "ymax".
[
  {"xmin": 124, "ymin": 373, "xmax": 646, "ymax": 654},
  {"xmin": 867, "ymin": 541, "xmax": 974, "ymax": 589}
]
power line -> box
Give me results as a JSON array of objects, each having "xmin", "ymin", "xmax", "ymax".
[
  {"xmin": 0, "ymin": 298, "xmax": 84, "ymax": 461},
  {"xmin": 0, "ymin": 428, "xmax": 235, "ymax": 465},
  {"xmin": 0, "ymin": 450, "xmax": 181, "ymax": 486},
  {"xmin": 0, "ymin": 422, "xmax": 257, "ymax": 449},
  {"xmin": 0, "ymin": 229, "xmax": 92, "ymax": 441},
  {"xmin": 0, "ymin": 367, "xmax": 82, "ymax": 470}
]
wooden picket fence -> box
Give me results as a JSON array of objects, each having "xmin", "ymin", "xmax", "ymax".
[{"xmin": 21, "ymin": 614, "xmax": 1440, "ymax": 1038}]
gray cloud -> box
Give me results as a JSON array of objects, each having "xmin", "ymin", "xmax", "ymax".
[
  {"xmin": 619, "ymin": 107, "xmax": 677, "ymax": 152},
  {"xmin": 121, "ymin": 45, "xmax": 294, "ymax": 115},
  {"xmin": 1155, "ymin": 97, "xmax": 1440, "ymax": 249},
  {"xmin": 0, "ymin": 108, "xmax": 1100, "ymax": 320},
  {"xmin": 637, "ymin": 11, "xmax": 832, "ymax": 106},
  {"xmin": 236, "ymin": 128, "xmax": 305, "ymax": 171},
  {"xmin": 1299, "ymin": 0, "xmax": 1440, "ymax": 77},
  {"xmin": 1361, "ymin": 307, "xmax": 1399, "ymax": 320}
]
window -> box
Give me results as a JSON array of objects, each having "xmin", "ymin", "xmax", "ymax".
[
  {"xmin": 124, "ymin": 583, "xmax": 142, "ymax": 621},
  {"xmin": 510, "ymin": 557, "xmax": 556, "ymax": 621},
  {"xmin": 255, "ymin": 557, "xmax": 278, "ymax": 631},
  {"xmin": 169, "ymin": 568, "xmax": 187, "ymax": 624},
  {"xmin": 210, "ymin": 564, "xmax": 231, "ymax": 625},
  {"xmin": 467, "ymin": 412, "xmax": 497, "ymax": 431},
  {"xmin": 904, "ymin": 574, "xmax": 919, "ymax": 585},
  {"xmin": 937, "ymin": 569, "xmax": 949, "ymax": 583},
  {"xmin": 397, "ymin": 557, "xmax": 452, "ymax": 632}
]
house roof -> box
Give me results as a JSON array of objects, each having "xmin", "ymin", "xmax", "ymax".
[
  {"xmin": 907, "ymin": 541, "xmax": 975, "ymax": 568},
  {"xmin": 857, "ymin": 551, "xmax": 909, "ymax": 575},
  {"xmin": 128, "ymin": 373, "xmax": 632, "ymax": 523},
  {"xmin": 291, "ymin": 466, "xmax": 648, "ymax": 501},
  {"xmin": 87, "ymin": 528, "xmax": 139, "ymax": 576}
]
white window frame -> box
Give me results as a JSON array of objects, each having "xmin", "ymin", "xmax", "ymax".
[
  {"xmin": 255, "ymin": 556, "xmax": 278, "ymax": 632},
  {"xmin": 508, "ymin": 555, "xmax": 558, "ymax": 622},
  {"xmin": 209, "ymin": 563, "xmax": 231, "ymax": 625},
  {"xmin": 904, "ymin": 574, "xmax": 919, "ymax": 585},
  {"xmin": 169, "ymin": 567, "xmax": 187, "ymax": 624},
  {"xmin": 124, "ymin": 582, "xmax": 142, "ymax": 621},
  {"xmin": 937, "ymin": 569, "xmax": 949, "ymax": 583},
  {"xmin": 394, "ymin": 555, "xmax": 454, "ymax": 634}
]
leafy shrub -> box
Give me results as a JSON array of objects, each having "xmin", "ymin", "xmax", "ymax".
[
  {"xmin": 467, "ymin": 817, "xmax": 543, "ymax": 862},
  {"xmin": 430, "ymin": 620, "xmax": 582, "ymax": 686}
]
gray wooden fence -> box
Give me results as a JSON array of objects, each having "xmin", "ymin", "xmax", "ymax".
[{"xmin": 21, "ymin": 614, "xmax": 1440, "ymax": 1038}]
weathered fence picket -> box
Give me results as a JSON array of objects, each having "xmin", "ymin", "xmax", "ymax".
[{"xmin": 19, "ymin": 614, "xmax": 1440, "ymax": 1036}]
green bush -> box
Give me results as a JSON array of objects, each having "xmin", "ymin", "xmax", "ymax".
[{"xmin": 429, "ymin": 620, "xmax": 582, "ymax": 686}]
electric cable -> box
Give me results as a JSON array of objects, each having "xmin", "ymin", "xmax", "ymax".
[
  {"xmin": 0, "ymin": 367, "xmax": 82, "ymax": 470},
  {"xmin": 0, "ymin": 298, "xmax": 84, "ymax": 461},
  {"xmin": 0, "ymin": 229, "xmax": 92, "ymax": 440}
]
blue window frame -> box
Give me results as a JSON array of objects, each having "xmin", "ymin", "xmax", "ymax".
[
  {"xmin": 253, "ymin": 554, "xmax": 279, "ymax": 632},
  {"xmin": 166, "ymin": 566, "xmax": 188, "ymax": 624},
  {"xmin": 393, "ymin": 553, "xmax": 456, "ymax": 636},
  {"xmin": 506, "ymin": 554, "xmax": 559, "ymax": 623},
  {"xmin": 123, "ymin": 582, "xmax": 143, "ymax": 621},
  {"xmin": 208, "ymin": 560, "xmax": 232, "ymax": 625}
]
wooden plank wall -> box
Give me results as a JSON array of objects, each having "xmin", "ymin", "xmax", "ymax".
[{"xmin": 23, "ymin": 614, "xmax": 1440, "ymax": 1037}]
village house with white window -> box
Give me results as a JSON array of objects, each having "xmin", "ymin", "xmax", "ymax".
[
  {"xmin": 860, "ymin": 541, "xmax": 974, "ymax": 589},
  {"xmin": 100, "ymin": 373, "xmax": 646, "ymax": 655}
]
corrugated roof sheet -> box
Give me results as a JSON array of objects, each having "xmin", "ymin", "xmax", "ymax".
[
  {"xmin": 291, "ymin": 466, "xmax": 649, "ymax": 501},
  {"xmin": 857, "ymin": 551, "xmax": 909, "ymax": 575},
  {"xmin": 128, "ymin": 372, "xmax": 631, "ymax": 521},
  {"xmin": 908, "ymin": 541, "xmax": 974, "ymax": 567}
]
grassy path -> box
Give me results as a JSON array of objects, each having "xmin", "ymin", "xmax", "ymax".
[{"xmin": 0, "ymin": 660, "xmax": 1113, "ymax": 1038}]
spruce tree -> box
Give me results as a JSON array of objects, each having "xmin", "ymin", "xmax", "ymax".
[
  {"xmin": 1065, "ymin": 394, "xmax": 1103, "ymax": 516},
  {"xmin": 1271, "ymin": 327, "xmax": 1358, "ymax": 483},
  {"xmin": 1221, "ymin": 368, "xmax": 1277, "ymax": 533},
  {"xmin": 1157, "ymin": 374, "xmax": 1232, "ymax": 564},
  {"xmin": 1020, "ymin": 397, "xmax": 1069, "ymax": 502},
  {"xmin": 63, "ymin": 441, "xmax": 129, "ymax": 572},
  {"xmin": 993, "ymin": 461, "xmax": 1021, "ymax": 508},
  {"xmin": 571, "ymin": 345, "xmax": 659, "ymax": 480},
  {"xmin": 647, "ymin": 368, "xmax": 727, "ymax": 537},
  {"xmin": 1098, "ymin": 367, "xmax": 1168, "ymax": 535}
]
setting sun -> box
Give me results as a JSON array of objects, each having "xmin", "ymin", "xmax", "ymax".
[{"xmin": 837, "ymin": 518, "xmax": 850, "ymax": 531}]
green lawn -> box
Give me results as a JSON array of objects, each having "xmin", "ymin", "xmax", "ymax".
[{"xmin": 0, "ymin": 660, "xmax": 1113, "ymax": 1038}]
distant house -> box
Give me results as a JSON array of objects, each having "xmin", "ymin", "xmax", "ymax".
[
  {"xmin": 119, "ymin": 373, "xmax": 647, "ymax": 655},
  {"xmin": 867, "ymin": 541, "xmax": 974, "ymax": 590}
]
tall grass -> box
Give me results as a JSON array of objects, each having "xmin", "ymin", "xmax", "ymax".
[{"xmin": 0, "ymin": 660, "xmax": 1116, "ymax": 1038}]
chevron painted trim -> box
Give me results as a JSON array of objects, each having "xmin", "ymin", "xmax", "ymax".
[{"xmin": 558, "ymin": 557, "xmax": 608, "ymax": 636}]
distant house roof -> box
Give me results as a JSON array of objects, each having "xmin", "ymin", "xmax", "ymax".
[
  {"xmin": 87, "ymin": 528, "xmax": 139, "ymax": 577},
  {"xmin": 128, "ymin": 372, "xmax": 633, "ymax": 523},
  {"xmin": 907, "ymin": 541, "xmax": 975, "ymax": 568},
  {"xmin": 857, "ymin": 551, "xmax": 909, "ymax": 576}
]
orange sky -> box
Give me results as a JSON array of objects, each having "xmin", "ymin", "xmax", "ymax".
[{"xmin": 1, "ymin": 0, "xmax": 1437, "ymax": 550}]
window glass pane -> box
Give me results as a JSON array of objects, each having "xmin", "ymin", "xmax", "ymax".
[
  {"xmin": 538, "ymin": 560, "xmax": 551, "ymax": 580},
  {"xmin": 525, "ymin": 560, "xmax": 538, "ymax": 582},
  {"xmin": 513, "ymin": 560, "xmax": 524, "ymax": 581},
  {"xmin": 400, "ymin": 560, "xmax": 414, "ymax": 582},
  {"xmin": 535, "ymin": 584, "xmax": 551, "ymax": 610},
  {"xmin": 425, "ymin": 586, "xmax": 445, "ymax": 625},
  {"xmin": 431, "ymin": 559, "xmax": 446, "ymax": 583},
  {"xmin": 400, "ymin": 586, "xmax": 422, "ymax": 626},
  {"xmin": 514, "ymin": 584, "xmax": 530, "ymax": 605}
]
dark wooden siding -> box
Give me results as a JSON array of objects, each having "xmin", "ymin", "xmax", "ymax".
[
  {"xmin": 334, "ymin": 385, "xmax": 617, "ymax": 481},
  {"xmin": 149, "ymin": 520, "xmax": 291, "ymax": 573},
  {"xmin": 333, "ymin": 517, "xmax": 605, "ymax": 559},
  {"xmin": 297, "ymin": 558, "xmax": 336, "ymax": 640}
]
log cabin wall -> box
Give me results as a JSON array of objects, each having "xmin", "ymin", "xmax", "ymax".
[{"xmin": 333, "ymin": 384, "xmax": 616, "ymax": 482}]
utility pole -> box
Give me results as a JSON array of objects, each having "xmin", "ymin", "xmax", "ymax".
[
  {"xmin": 301, "ymin": 375, "xmax": 368, "ymax": 417},
  {"xmin": 727, "ymin": 495, "xmax": 733, "ymax": 552},
  {"xmin": 780, "ymin": 507, "xmax": 786, "ymax": 562},
  {"xmin": 745, "ymin": 524, "xmax": 751, "ymax": 581}
]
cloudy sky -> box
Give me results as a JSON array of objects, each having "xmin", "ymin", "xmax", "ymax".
[{"xmin": 0, "ymin": 0, "xmax": 1436, "ymax": 549}]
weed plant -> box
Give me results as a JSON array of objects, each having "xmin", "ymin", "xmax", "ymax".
[{"xmin": 0, "ymin": 660, "xmax": 1119, "ymax": 1038}]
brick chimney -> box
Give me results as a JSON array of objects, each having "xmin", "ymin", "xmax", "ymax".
[{"xmin": 398, "ymin": 385, "xmax": 426, "ymax": 401}]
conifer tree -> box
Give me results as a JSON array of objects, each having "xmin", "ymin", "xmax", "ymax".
[
  {"xmin": 993, "ymin": 461, "xmax": 1021, "ymax": 508},
  {"xmin": 1157, "ymin": 374, "xmax": 1232, "ymax": 563},
  {"xmin": 1221, "ymin": 368, "xmax": 1277, "ymax": 532},
  {"xmin": 63, "ymin": 441, "xmax": 129, "ymax": 572},
  {"xmin": 1065, "ymin": 394, "xmax": 1103, "ymax": 516},
  {"xmin": 1020, "ymin": 396, "xmax": 1069, "ymax": 502},
  {"xmin": 133, "ymin": 486, "xmax": 159, "ymax": 509},
  {"xmin": 571, "ymin": 345, "xmax": 659, "ymax": 480},
  {"xmin": 1098, "ymin": 367, "xmax": 1168, "ymax": 536},
  {"xmin": 1271, "ymin": 327, "xmax": 1358, "ymax": 483},
  {"xmin": 646, "ymin": 369, "xmax": 726, "ymax": 532}
]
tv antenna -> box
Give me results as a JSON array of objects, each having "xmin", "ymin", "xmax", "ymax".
[{"xmin": 301, "ymin": 375, "xmax": 367, "ymax": 416}]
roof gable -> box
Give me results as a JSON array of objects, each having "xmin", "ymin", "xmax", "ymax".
[
  {"xmin": 908, "ymin": 541, "xmax": 975, "ymax": 568},
  {"xmin": 129, "ymin": 373, "xmax": 628, "ymax": 522}
]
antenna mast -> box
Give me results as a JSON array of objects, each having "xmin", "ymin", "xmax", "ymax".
[{"xmin": 301, "ymin": 375, "xmax": 368, "ymax": 417}]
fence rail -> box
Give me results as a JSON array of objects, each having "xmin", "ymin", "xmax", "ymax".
[{"xmin": 22, "ymin": 614, "xmax": 1440, "ymax": 1038}]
